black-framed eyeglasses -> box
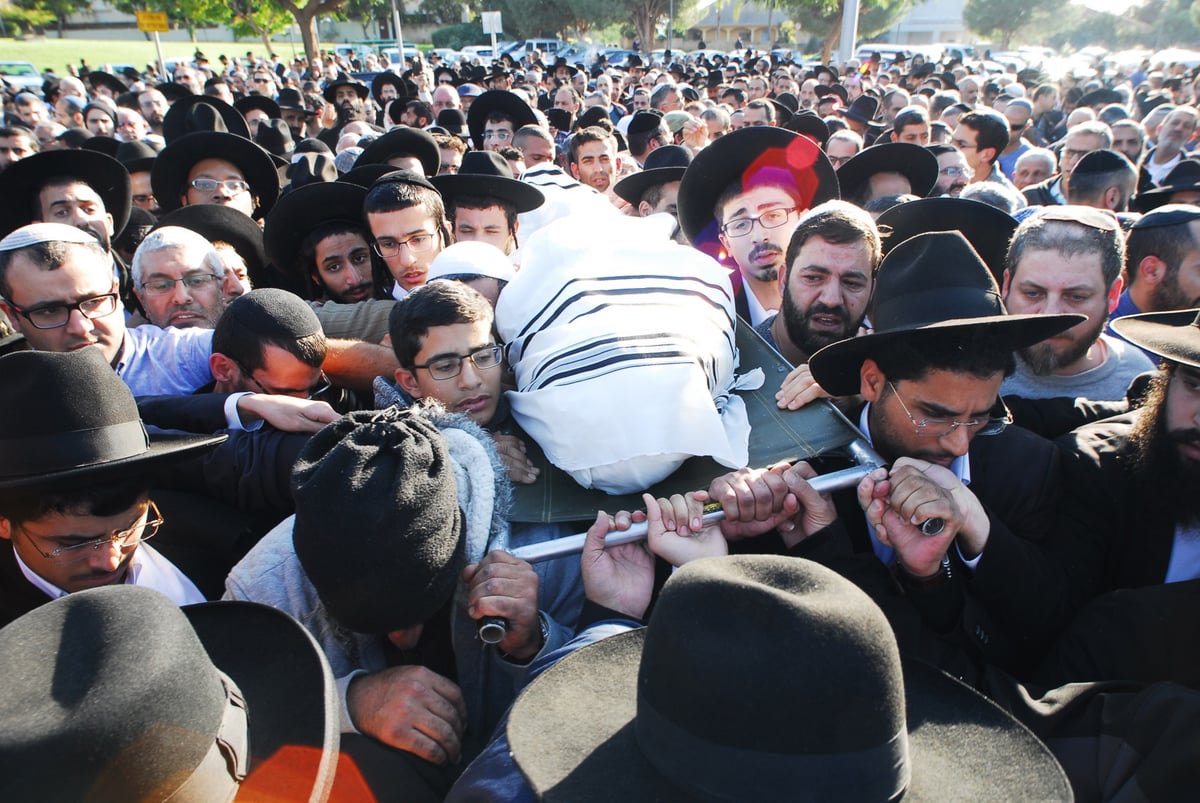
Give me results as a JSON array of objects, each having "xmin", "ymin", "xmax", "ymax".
[
  {"xmin": 412, "ymin": 345, "xmax": 503, "ymax": 381},
  {"xmin": 888, "ymin": 382, "xmax": 1012, "ymax": 438},
  {"xmin": 8, "ymin": 292, "xmax": 119, "ymax": 330},
  {"xmin": 720, "ymin": 206, "xmax": 798, "ymax": 238},
  {"xmin": 139, "ymin": 273, "xmax": 221, "ymax": 295},
  {"xmin": 372, "ymin": 231, "xmax": 438, "ymax": 259},
  {"xmin": 232, "ymin": 356, "xmax": 333, "ymax": 400},
  {"xmin": 19, "ymin": 501, "xmax": 164, "ymax": 562},
  {"xmin": 939, "ymin": 166, "xmax": 973, "ymax": 178}
]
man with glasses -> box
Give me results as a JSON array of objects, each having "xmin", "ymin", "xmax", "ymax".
[
  {"xmin": 928, "ymin": 143, "xmax": 973, "ymax": 196},
  {"xmin": 151, "ymin": 130, "xmax": 280, "ymax": 222},
  {"xmin": 0, "ymin": 347, "xmax": 224, "ymax": 626},
  {"xmin": 824, "ymin": 129, "xmax": 863, "ymax": 170},
  {"xmin": 711, "ymin": 230, "xmax": 1081, "ymax": 673},
  {"xmin": 466, "ymin": 90, "xmax": 538, "ymax": 154},
  {"xmin": 364, "ymin": 170, "xmax": 447, "ymax": 301},
  {"xmin": 131, "ymin": 226, "xmax": 230, "ymax": 329},
  {"xmin": 953, "ymin": 109, "xmax": 1018, "ymax": 192},
  {"xmin": 1023, "ymin": 121, "xmax": 1111, "ymax": 207}
]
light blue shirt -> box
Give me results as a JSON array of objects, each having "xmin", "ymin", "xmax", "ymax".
[{"xmin": 116, "ymin": 325, "xmax": 214, "ymax": 397}]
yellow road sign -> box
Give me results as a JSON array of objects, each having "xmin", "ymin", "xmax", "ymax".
[{"xmin": 136, "ymin": 11, "xmax": 169, "ymax": 33}]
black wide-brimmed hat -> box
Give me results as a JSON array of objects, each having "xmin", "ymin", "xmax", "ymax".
[
  {"xmin": 466, "ymin": 89, "xmax": 539, "ymax": 150},
  {"xmin": 355, "ymin": 126, "xmax": 440, "ymax": 176},
  {"xmin": 507, "ymin": 555, "xmax": 1071, "ymax": 801},
  {"xmin": 613, "ymin": 144, "xmax": 692, "ymax": 205},
  {"xmin": 784, "ymin": 110, "xmax": 831, "ymax": 146},
  {"xmin": 80, "ymin": 133, "xmax": 120, "ymax": 158},
  {"xmin": 114, "ymin": 138, "xmax": 160, "ymax": 174},
  {"xmin": 0, "ymin": 348, "xmax": 224, "ymax": 491},
  {"xmin": 0, "ymin": 585, "xmax": 339, "ymax": 801},
  {"xmin": 263, "ymin": 180, "xmax": 367, "ymax": 276},
  {"xmin": 151, "ymin": 131, "xmax": 281, "ymax": 215},
  {"xmin": 677, "ymin": 127, "xmax": 839, "ymax": 253},
  {"xmin": 876, "ymin": 197, "xmax": 1018, "ymax": 283},
  {"xmin": 152, "ymin": 202, "xmax": 269, "ymax": 285},
  {"xmin": 162, "ymin": 94, "xmax": 251, "ymax": 143},
  {"xmin": 810, "ymin": 231, "xmax": 1083, "ymax": 396},
  {"xmin": 277, "ymin": 87, "xmax": 315, "ymax": 116},
  {"xmin": 234, "ymin": 93, "xmax": 282, "ymax": 121},
  {"xmin": 254, "ymin": 118, "xmax": 296, "ymax": 166},
  {"xmin": 321, "ymin": 73, "xmax": 369, "ymax": 104},
  {"xmin": 370, "ymin": 70, "xmax": 408, "ymax": 102},
  {"xmin": 837, "ymin": 94, "xmax": 881, "ymax": 126},
  {"xmin": 1111, "ymin": 307, "xmax": 1200, "ymax": 369},
  {"xmin": 0, "ymin": 149, "xmax": 132, "ymax": 237},
  {"xmin": 1134, "ymin": 159, "xmax": 1200, "ymax": 212},
  {"xmin": 431, "ymin": 150, "xmax": 545, "ymax": 212},
  {"xmin": 1079, "ymin": 87, "xmax": 1123, "ymax": 109},
  {"xmin": 836, "ymin": 141, "xmax": 939, "ymax": 202},
  {"xmin": 337, "ymin": 162, "xmax": 400, "ymax": 189},
  {"xmin": 85, "ymin": 69, "xmax": 127, "ymax": 96}
]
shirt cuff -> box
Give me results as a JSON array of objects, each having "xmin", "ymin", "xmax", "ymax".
[
  {"xmin": 224, "ymin": 392, "xmax": 264, "ymax": 432},
  {"xmin": 956, "ymin": 543, "xmax": 983, "ymax": 573},
  {"xmin": 336, "ymin": 670, "xmax": 368, "ymax": 734}
]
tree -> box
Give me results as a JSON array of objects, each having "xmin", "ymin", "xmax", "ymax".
[
  {"xmin": 771, "ymin": 0, "xmax": 913, "ymax": 62},
  {"xmin": 13, "ymin": 0, "xmax": 90, "ymax": 38},
  {"xmin": 111, "ymin": 0, "xmax": 228, "ymax": 43},
  {"xmin": 229, "ymin": 0, "xmax": 295, "ymax": 56},
  {"xmin": 274, "ymin": 0, "xmax": 353, "ymax": 62},
  {"xmin": 963, "ymin": 0, "xmax": 1066, "ymax": 50}
]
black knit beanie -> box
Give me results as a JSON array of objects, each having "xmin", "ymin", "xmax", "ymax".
[{"xmin": 291, "ymin": 407, "xmax": 463, "ymax": 634}]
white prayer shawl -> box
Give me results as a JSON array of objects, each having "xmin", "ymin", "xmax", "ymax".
[
  {"xmin": 516, "ymin": 164, "xmax": 619, "ymax": 250},
  {"xmin": 496, "ymin": 213, "xmax": 761, "ymax": 494}
]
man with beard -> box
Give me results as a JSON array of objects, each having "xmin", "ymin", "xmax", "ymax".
[
  {"xmin": 131, "ymin": 226, "xmax": 230, "ymax": 330},
  {"xmin": 755, "ymin": 201, "xmax": 879, "ymax": 408},
  {"xmin": 317, "ymin": 75, "xmax": 369, "ymax": 150},
  {"xmin": 136, "ymin": 88, "xmax": 169, "ymax": 137},
  {"xmin": 927, "ymin": 144, "xmax": 972, "ymax": 197},
  {"xmin": 566, "ymin": 126, "xmax": 619, "ymax": 199},
  {"xmin": 1113, "ymin": 207, "xmax": 1200, "ymax": 343},
  {"xmin": 1002, "ymin": 207, "xmax": 1153, "ymax": 401}
]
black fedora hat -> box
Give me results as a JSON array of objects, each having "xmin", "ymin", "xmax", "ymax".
[
  {"xmin": 466, "ymin": 89, "xmax": 539, "ymax": 150},
  {"xmin": 1111, "ymin": 307, "xmax": 1200, "ymax": 368},
  {"xmin": 114, "ymin": 138, "xmax": 160, "ymax": 174},
  {"xmin": 263, "ymin": 180, "xmax": 367, "ymax": 277},
  {"xmin": 0, "ymin": 585, "xmax": 339, "ymax": 801},
  {"xmin": 431, "ymin": 150, "xmax": 545, "ymax": 212},
  {"xmin": 162, "ymin": 94, "xmax": 250, "ymax": 143},
  {"xmin": 613, "ymin": 144, "xmax": 692, "ymax": 205},
  {"xmin": 784, "ymin": 110, "xmax": 830, "ymax": 146},
  {"xmin": 286, "ymin": 151, "xmax": 339, "ymax": 188},
  {"xmin": 370, "ymin": 70, "xmax": 407, "ymax": 102},
  {"xmin": 0, "ymin": 348, "xmax": 224, "ymax": 491},
  {"xmin": 85, "ymin": 69, "xmax": 127, "ymax": 96},
  {"xmin": 550, "ymin": 56, "xmax": 579, "ymax": 77},
  {"xmin": 234, "ymin": 93, "xmax": 282, "ymax": 121},
  {"xmin": 0, "ymin": 149, "xmax": 132, "ymax": 237},
  {"xmin": 1079, "ymin": 87, "xmax": 1123, "ymax": 109},
  {"xmin": 434, "ymin": 65, "xmax": 460, "ymax": 86},
  {"xmin": 276, "ymin": 87, "xmax": 315, "ymax": 116},
  {"xmin": 151, "ymin": 131, "xmax": 281, "ymax": 216},
  {"xmin": 321, "ymin": 73, "xmax": 368, "ymax": 104},
  {"xmin": 1134, "ymin": 159, "xmax": 1200, "ymax": 212},
  {"xmin": 838, "ymin": 94, "xmax": 881, "ymax": 126},
  {"xmin": 876, "ymin": 197, "xmax": 1018, "ymax": 283},
  {"xmin": 836, "ymin": 141, "xmax": 940, "ymax": 203},
  {"xmin": 677, "ymin": 127, "xmax": 839, "ymax": 252},
  {"xmin": 155, "ymin": 80, "xmax": 193, "ymax": 102},
  {"xmin": 80, "ymin": 133, "xmax": 120, "ymax": 158},
  {"xmin": 355, "ymin": 126, "xmax": 440, "ymax": 176},
  {"xmin": 337, "ymin": 162, "xmax": 400, "ymax": 189},
  {"xmin": 254, "ymin": 117, "xmax": 296, "ymax": 165},
  {"xmin": 507, "ymin": 555, "xmax": 1071, "ymax": 801},
  {"xmin": 152, "ymin": 202, "xmax": 269, "ymax": 286},
  {"xmin": 810, "ymin": 231, "xmax": 1083, "ymax": 396}
]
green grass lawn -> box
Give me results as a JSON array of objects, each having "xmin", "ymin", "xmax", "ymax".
[{"xmin": 1, "ymin": 36, "xmax": 287, "ymax": 74}]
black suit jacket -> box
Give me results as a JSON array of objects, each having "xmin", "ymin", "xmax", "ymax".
[{"xmin": 0, "ymin": 546, "xmax": 55, "ymax": 628}]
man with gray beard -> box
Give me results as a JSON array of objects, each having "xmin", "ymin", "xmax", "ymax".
[{"xmin": 1000, "ymin": 207, "xmax": 1154, "ymax": 401}]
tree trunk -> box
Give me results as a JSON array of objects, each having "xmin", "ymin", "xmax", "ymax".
[
  {"xmin": 822, "ymin": 8, "xmax": 842, "ymax": 64},
  {"xmin": 56, "ymin": 17, "xmax": 64, "ymax": 38},
  {"xmin": 297, "ymin": 10, "xmax": 320, "ymax": 63},
  {"xmin": 262, "ymin": 30, "xmax": 274, "ymax": 54}
]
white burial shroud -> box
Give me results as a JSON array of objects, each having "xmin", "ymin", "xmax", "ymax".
[{"xmin": 496, "ymin": 212, "xmax": 762, "ymax": 494}]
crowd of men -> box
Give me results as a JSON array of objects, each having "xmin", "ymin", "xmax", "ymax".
[{"xmin": 2, "ymin": 40, "xmax": 1200, "ymax": 800}]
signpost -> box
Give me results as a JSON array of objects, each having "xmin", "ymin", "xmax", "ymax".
[
  {"xmin": 136, "ymin": 11, "xmax": 169, "ymax": 82},
  {"xmin": 481, "ymin": 11, "xmax": 502, "ymax": 59}
]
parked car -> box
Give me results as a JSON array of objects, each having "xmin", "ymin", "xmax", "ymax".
[{"xmin": 0, "ymin": 61, "xmax": 43, "ymax": 93}]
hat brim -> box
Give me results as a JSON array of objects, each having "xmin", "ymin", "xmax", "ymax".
[
  {"xmin": 322, "ymin": 81, "xmax": 369, "ymax": 104},
  {"xmin": 430, "ymin": 172, "xmax": 545, "ymax": 212},
  {"xmin": 612, "ymin": 166, "xmax": 686, "ymax": 205},
  {"xmin": 808, "ymin": 313, "xmax": 1084, "ymax": 397},
  {"xmin": 1111, "ymin": 308, "xmax": 1200, "ymax": 368},
  {"xmin": 355, "ymin": 128, "xmax": 440, "ymax": 177},
  {"xmin": 508, "ymin": 632, "xmax": 1070, "ymax": 801},
  {"xmin": 86, "ymin": 71, "xmax": 128, "ymax": 96},
  {"xmin": 184, "ymin": 601, "xmax": 340, "ymax": 800},
  {"xmin": 0, "ymin": 432, "xmax": 225, "ymax": 492},
  {"xmin": 677, "ymin": 127, "xmax": 839, "ymax": 247},
  {"xmin": 876, "ymin": 197, "xmax": 1018, "ymax": 282},
  {"xmin": 466, "ymin": 90, "xmax": 539, "ymax": 150},
  {"xmin": 263, "ymin": 181, "xmax": 368, "ymax": 277},
  {"xmin": 1134, "ymin": 180, "xmax": 1200, "ymax": 212},
  {"xmin": 153, "ymin": 203, "xmax": 269, "ymax": 283},
  {"xmin": 0, "ymin": 149, "xmax": 132, "ymax": 237},
  {"xmin": 837, "ymin": 142, "xmax": 939, "ymax": 201},
  {"xmin": 162, "ymin": 95, "xmax": 251, "ymax": 143},
  {"xmin": 152, "ymin": 131, "xmax": 281, "ymax": 216},
  {"xmin": 235, "ymin": 94, "xmax": 282, "ymax": 120}
]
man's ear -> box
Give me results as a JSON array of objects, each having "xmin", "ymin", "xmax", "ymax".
[
  {"xmin": 394, "ymin": 367, "xmax": 422, "ymax": 399},
  {"xmin": 860, "ymin": 358, "xmax": 886, "ymax": 402},
  {"xmin": 1000, "ymin": 268, "xmax": 1013, "ymax": 298},
  {"xmin": 210, "ymin": 353, "xmax": 239, "ymax": 384},
  {"xmin": 0, "ymin": 300, "xmax": 22, "ymax": 335},
  {"xmin": 1107, "ymin": 274, "xmax": 1124, "ymax": 313},
  {"xmin": 569, "ymin": 161, "xmax": 581, "ymax": 181},
  {"xmin": 0, "ymin": 517, "xmax": 13, "ymax": 543},
  {"xmin": 1137, "ymin": 255, "xmax": 1167, "ymax": 287}
]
